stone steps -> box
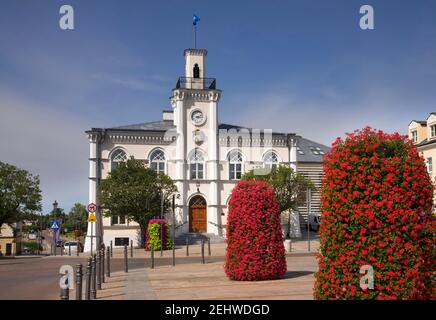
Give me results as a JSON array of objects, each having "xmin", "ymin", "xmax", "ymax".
[{"xmin": 173, "ymin": 233, "xmax": 226, "ymax": 245}]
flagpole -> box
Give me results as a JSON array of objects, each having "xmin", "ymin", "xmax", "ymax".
[{"xmin": 194, "ymin": 25, "xmax": 197, "ymax": 48}]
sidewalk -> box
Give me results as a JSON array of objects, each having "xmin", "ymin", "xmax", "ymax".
[{"xmin": 86, "ymin": 237, "xmax": 319, "ymax": 300}]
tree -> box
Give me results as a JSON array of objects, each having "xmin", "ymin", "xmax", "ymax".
[
  {"xmin": 314, "ymin": 127, "xmax": 435, "ymax": 299},
  {"xmin": 0, "ymin": 161, "xmax": 42, "ymax": 227},
  {"xmin": 225, "ymin": 180, "xmax": 287, "ymax": 280},
  {"xmin": 242, "ymin": 165, "xmax": 314, "ymax": 238},
  {"xmin": 64, "ymin": 203, "xmax": 88, "ymax": 233},
  {"xmin": 100, "ymin": 157, "xmax": 177, "ymax": 247}
]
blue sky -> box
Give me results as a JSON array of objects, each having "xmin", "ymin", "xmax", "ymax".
[{"xmin": 1, "ymin": 0, "xmax": 435, "ymax": 213}]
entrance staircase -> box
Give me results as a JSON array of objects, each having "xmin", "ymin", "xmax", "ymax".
[{"xmin": 173, "ymin": 232, "xmax": 226, "ymax": 245}]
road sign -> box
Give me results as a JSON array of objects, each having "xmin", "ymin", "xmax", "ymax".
[
  {"xmin": 87, "ymin": 203, "xmax": 97, "ymax": 213},
  {"xmin": 50, "ymin": 221, "xmax": 60, "ymax": 230},
  {"xmin": 87, "ymin": 212, "xmax": 97, "ymax": 223}
]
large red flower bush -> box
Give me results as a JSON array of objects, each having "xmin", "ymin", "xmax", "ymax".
[
  {"xmin": 224, "ymin": 180, "xmax": 287, "ymax": 281},
  {"xmin": 315, "ymin": 127, "xmax": 435, "ymax": 300}
]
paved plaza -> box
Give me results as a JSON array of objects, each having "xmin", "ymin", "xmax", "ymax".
[
  {"xmin": 0, "ymin": 233, "xmax": 319, "ymax": 300},
  {"xmin": 87, "ymin": 236, "xmax": 319, "ymax": 300}
]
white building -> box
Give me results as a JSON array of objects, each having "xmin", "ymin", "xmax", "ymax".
[{"xmin": 84, "ymin": 48, "xmax": 329, "ymax": 251}]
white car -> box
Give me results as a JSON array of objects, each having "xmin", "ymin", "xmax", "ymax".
[{"xmin": 63, "ymin": 241, "xmax": 81, "ymax": 254}]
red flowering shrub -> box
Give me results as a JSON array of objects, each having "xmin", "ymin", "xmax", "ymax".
[
  {"xmin": 315, "ymin": 127, "xmax": 435, "ymax": 300},
  {"xmin": 225, "ymin": 180, "xmax": 287, "ymax": 281}
]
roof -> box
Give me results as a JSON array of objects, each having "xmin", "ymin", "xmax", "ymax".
[
  {"xmin": 92, "ymin": 120, "xmax": 330, "ymax": 163},
  {"xmin": 409, "ymin": 120, "xmax": 427, "ymax": 126},
  {"xmin": 416, "ymin": 138, "xmax": 436, "ymax": 148}
]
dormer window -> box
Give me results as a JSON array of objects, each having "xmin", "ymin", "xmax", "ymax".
[
  {"xmin": 193, "ymin": 64, "xmax": 200, "ymax": 78},
  {"xmin": 431, "ymin": 125, "xmax": 436, "ymax": 138},
  {"xmin": 411, "ymin": 130, "xmax": 418, "ymax": 143}
]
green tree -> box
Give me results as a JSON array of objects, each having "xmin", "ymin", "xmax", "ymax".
[
  {"xmin": 64, "ymin": 203, "xmax": 88, "ymax": 233},
  {"xmin": 0, "ymin": 161, "xmax": 42, "ymax": 227},
  {"xmin": 242, "ymin": 165, "xmax": 314, "ymax": 238},
  {"xmin": 100, "ymin": 157, "xmax": 177, "ymax": 247}
]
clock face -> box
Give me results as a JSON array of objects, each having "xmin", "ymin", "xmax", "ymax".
[{"xmin": 191, "ymin": 110, "xmax": 205, "ymax": 126}]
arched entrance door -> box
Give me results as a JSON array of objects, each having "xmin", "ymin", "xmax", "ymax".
[{"xmin": 189, "ymin": 195, "xmax": 207, "ymax": 233}]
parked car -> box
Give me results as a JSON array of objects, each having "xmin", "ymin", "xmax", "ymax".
[
  {"xmin": 56, "ymin": 240, "xmax": 64, "ymax": 247},
  {"xmin": 63, "ymin": 241, "xmax": 83, "ymax": 254},
  {"xmin": 28, "ymin": 233, "xmax": 37, "ymax": 240}
]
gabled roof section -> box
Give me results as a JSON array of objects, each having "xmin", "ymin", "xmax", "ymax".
[{"xmin": 409, "ymin": 120, "xmax": 427, "ymax": 126}]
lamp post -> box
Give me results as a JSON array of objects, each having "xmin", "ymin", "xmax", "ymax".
[
  {"xmin": 52, "ymin": 200, "xmax": 59, "ymax": 255},
  {"xmin": 160, "ymin": 191, "xmax": 164, "ymax": 257}
]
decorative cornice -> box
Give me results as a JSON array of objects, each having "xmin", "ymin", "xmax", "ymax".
[
  {"xmin": 172, "ymin": 89, "xmax": 221, "ymax": 102},
  {"xmin": 107, "ymin": 133, "xmax": 176, "ymax": 145}
]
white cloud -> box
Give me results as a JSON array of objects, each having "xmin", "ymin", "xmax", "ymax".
[{"xmin": 0, "ymin": 90, "xmax": 92, "ymax": 213}]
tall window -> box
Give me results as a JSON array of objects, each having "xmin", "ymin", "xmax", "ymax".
[
  {"xmin": 263, "ymin": 151, "xmax": 279, "ymax": 170},
  {"xmin": 411, "ymin": 130, "xmax": 418, "ymax": 143},
  {"xmin": 193, "ymin": 63, "xmax": 200, "ymax": 78},
  {"xmin": 111, "ymin": 149, "xmax": 127, "ymax": 170},
  {"xmin": 228, "ymin": 150, "xmax": 243, "ymax": 180},
  {"xmin": 150, "ymin": 149, "xmax": 166, "ymax": 174},
  {"xmin": 190, "ymin": 149, "xmax": 204, "ymax": 179},
  {"xmin": 427, "ymin": 157, "xmax": 433, "ymax": 173},
  {"xmin": 432, "ymin": 125, "xmax": 436, "ymax": 138}
]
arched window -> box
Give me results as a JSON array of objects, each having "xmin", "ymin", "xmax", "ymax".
[
  {"xmin": 193, "ymin": 63, "xmax": 200, "ymax": 78},
  {"xmin": 228, "ymin": 150, "xmax": 243, "ymax": 180},
  {"xmin": 190, "ymin": 149, "xmax": 204, "ymax": 179},
  {"xmin": 263, "ymin": 151, "xmax": 279, "ymax": 170},
  {"xmin": 150, "ymin": 149, "xmax": 166, "ymax": 174},
  {"xmin": 111, "ymin": 149, "xmax": 127, "ymax": 170}
]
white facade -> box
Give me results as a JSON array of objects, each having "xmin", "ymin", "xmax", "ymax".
[{"xmin": 84, "ymin": 48, "xmax": 329, "ymax": 251}]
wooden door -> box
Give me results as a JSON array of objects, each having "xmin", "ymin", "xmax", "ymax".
[{"xmin": 189, "ymin": 196, "xmax": 207, "ymax": 233}]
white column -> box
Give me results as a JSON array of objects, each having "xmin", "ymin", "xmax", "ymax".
[
  {"xmin": 289, "ymin": 138, "xmax": 297, "ymax": 172},
  {"xmin": 173, "ymin": 93, "xmax": 188, "ymax": 234},
  {"xmin": 84, "ymin": 133, "xmax": 99, "ymax": 253},
  {"xmin": 208, "ymin": 97, "xmax": 220, "ymax": 235}
]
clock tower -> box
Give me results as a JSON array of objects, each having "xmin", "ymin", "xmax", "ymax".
[{"xmin": 171, "ymin": 48, "xmax": 222, "ymax": 235}]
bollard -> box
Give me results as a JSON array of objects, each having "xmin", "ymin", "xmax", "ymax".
[
  {"xmin": 110, "ymin": 240, "xmax": 113, "ymax": 258},
  {"xmin": 186, "ymin": 237, "xmax": 189, "ymax": 256},
  {"xmin": 75, "ymin": 264, "xmax": 83, "ymax": 300},
  {"xmin": 124, "ymin": 244, "xmax": 128, "ymax": 273},
  {"xmin": 91, "ymin": 254, "xmax": 97, "ymax": 299},
  {"xmin": 151, "ymin": 245, "xmax": 155, "ymax": 269},
  {"xmin": 61, "ymin": 243, "xmax": 63, "ymax": 256},
  {"xmin": 208, "ymin": 238, "xmax": 211, "ymax": 256},
  {"xmin": 85, "ymin": 258, "xmax": 91, "ymax": 300},
  {"xmin": 69, "ymin": 244, "xmax": 71, "ymax": 256},
  {"xmin": 60, "ymin": 287, "xmax": 69, "ymax": 300},
  {"xmin": 101, "ymin": 248, "xmax": 105, "ymax": 283},
  {"xmin": 77, "ymin": 243, "xmax": 79, "ymax": 256},
  {"xmin": 106, "ymin": 246, "xmax": 111, "ymax": 277},
  {"xmin": 172, "ymin": 241, "xmax": 175, "ymax": 267},
  {"xmin": 130, "ymin": 240, "xmax": 133, "ymax": 258},
  {"xmin": 96, "ymin": 250, "xmax": 101, "ymax": 290},
  {"xmin": 201, "ymin": 239, "xmax": 205, "ymax": 264}
]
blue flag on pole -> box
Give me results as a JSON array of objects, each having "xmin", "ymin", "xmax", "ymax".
[{"xmin": 193, "ymin": 14, "xmax": 200, "ymax": 26}]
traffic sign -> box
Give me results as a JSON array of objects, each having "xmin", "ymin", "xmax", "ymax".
[
  {"xmin": 87, "ymin": 203, "xmax": 97, "ymax": 213},
  {"xmin": 87, "ymin": 212, "xmax": 97, "ymax": 223},
  {"xmin": 50, "ymin": 221, "xmax": 60, "ymax": 230}
]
